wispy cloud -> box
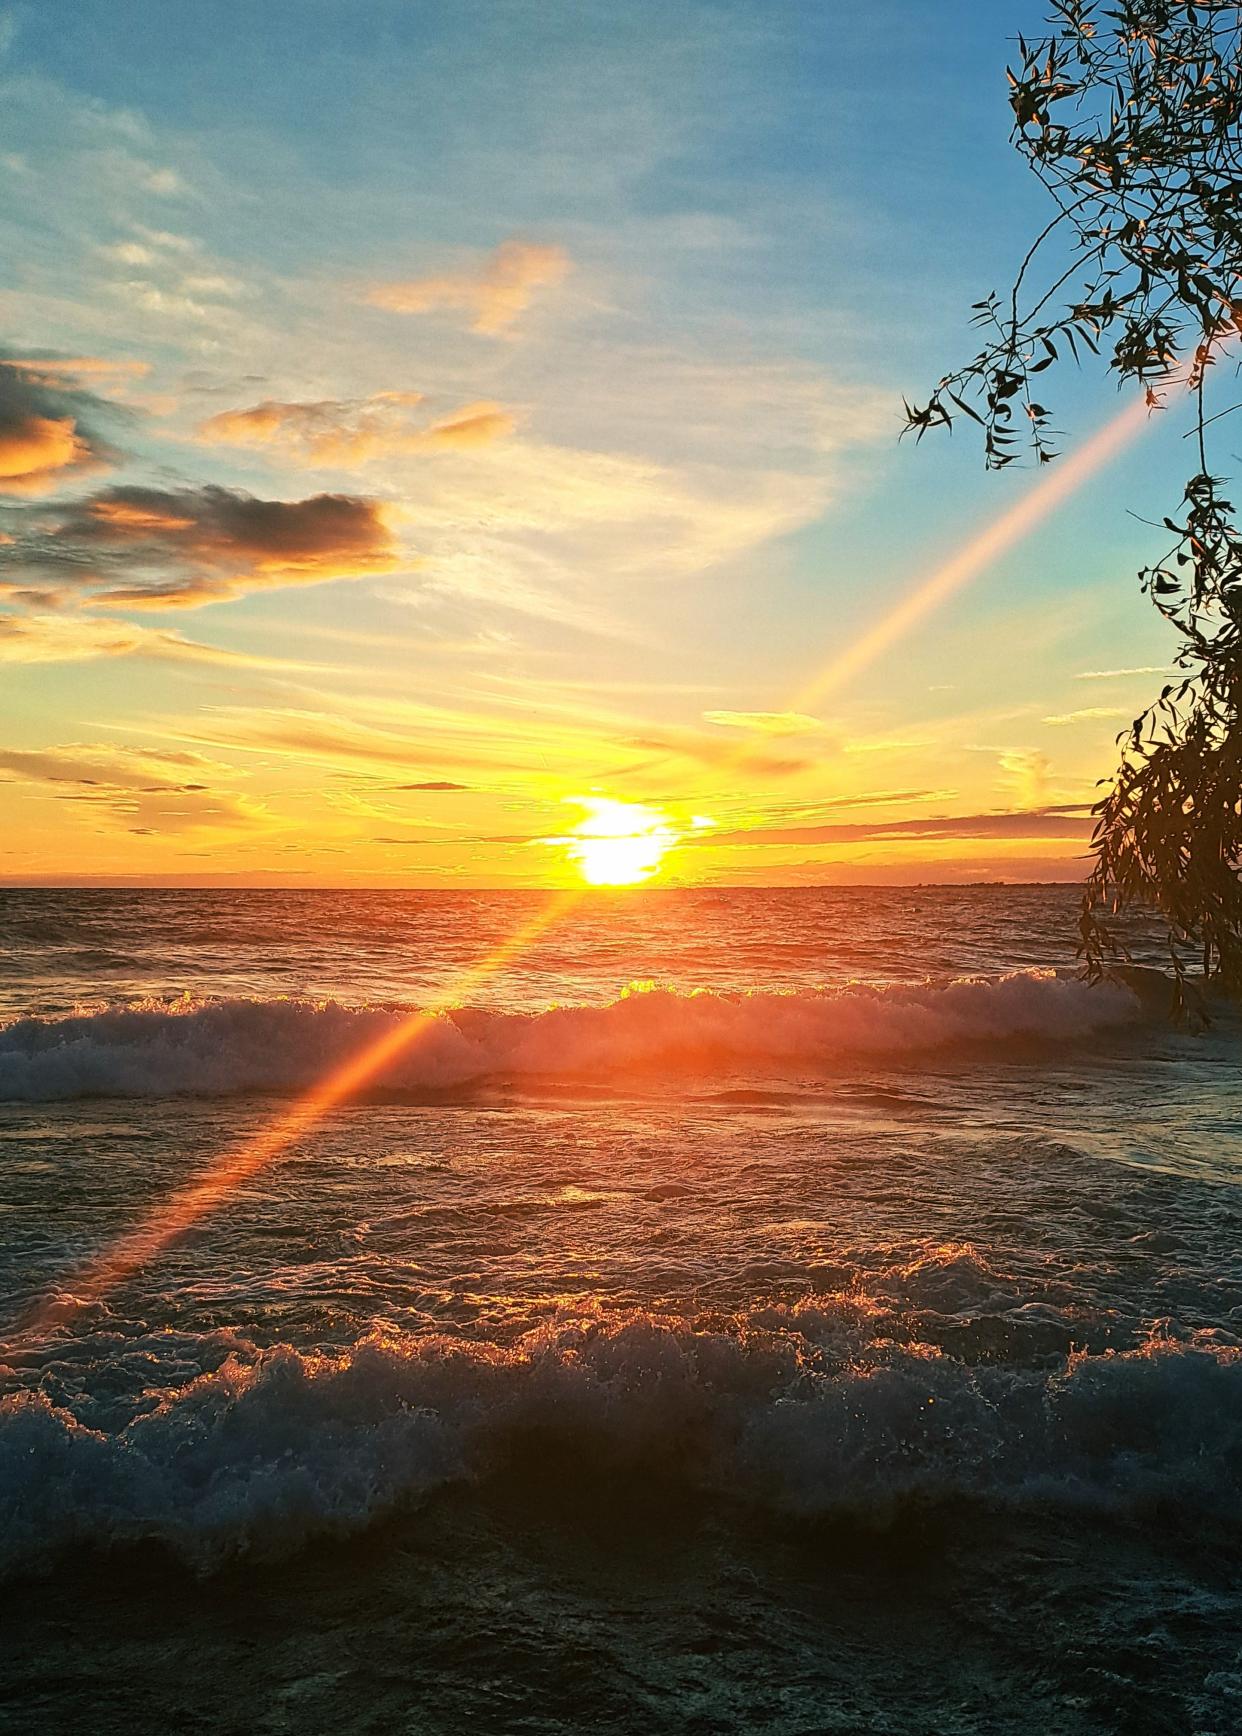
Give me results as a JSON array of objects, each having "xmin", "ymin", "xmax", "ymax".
[
  {"xmin": 702, "ymin": 709, "xmax": 825, "ymax": 736},
  {"xmin": 160, "ymin": 706, "xmax": 545, "ymax": 779},
  {"xmin": 0, "ymin": 743, "xmax": 263, "ymax": 834},
  {"xmin": 1073, "ymin": 665, "xmax": 1169, "ymax": 681},
  {"xmin": 384, "ymin": 436, "xmax": 833, "ymax": 625},
  {"xmin": 198, "ymin": 394, "xmax": 514, "ymax": 468},
  {"xmin": 707, "ymin": 805, "xmax": 1092, "ymax": 847},
  {"xmin": 366, "ymin": 238, "xmax": 571, "ymax": 335},
  {"xmin": 0, "ymin": 611, "xmax": 335, "ymax": 667},
  {"xmin": 617, "ymin": 725, "xmax": 822, "ymax": 779},
  {"xmin": 1041, "ymin": 706, "xmax": 1128, "ymax": 727},
  {"xmin": 997, "ymin": 750, "xmax": 1052, "ymax": 808}
]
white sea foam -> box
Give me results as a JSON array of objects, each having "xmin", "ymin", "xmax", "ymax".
[
  {"xmin": 0, "ymin": 972, "xmax": 1142, "ymax": 1101},
  {"xmin": 0, "ymin": 1311, "xmax": 1237, "ymax": 1574}
]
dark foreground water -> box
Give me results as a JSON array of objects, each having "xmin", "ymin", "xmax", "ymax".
[{"xmin": 1, "ymin": 886, "xmax": 1241, "ymax": 1734}]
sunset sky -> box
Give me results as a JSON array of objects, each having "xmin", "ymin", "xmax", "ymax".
[{"xmin": 0, "ymin": 0, "xmax": 1191, "ymax": 887}]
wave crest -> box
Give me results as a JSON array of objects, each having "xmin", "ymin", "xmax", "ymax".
[
  {"xmin": 0, "ymin": 972, "xmax": 1141, "ymax": 1101},
  {"xmin": 1, "ymin": 1309, "xmax": 1237, "ymax": 1574}
]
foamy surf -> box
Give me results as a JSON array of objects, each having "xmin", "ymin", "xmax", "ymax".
[
  {"xmin": 1, "ymin": 1309, "xmax": 1238, "ymax": 1576},
  {"xmin": 0, "ymin": 971, "xmax": 1142, "ymax": 1102}
]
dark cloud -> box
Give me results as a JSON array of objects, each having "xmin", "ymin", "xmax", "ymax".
[
  {"xmin": 393, "ymin": 780, "xmax": 470, "ymax": 791},
  {"xmin": 0, "ymin": 356, "xmax": 118, "ymax": 496},
  {"xmin": 1, "ymin": 483, "xmax": 398, "ymax": 609}
]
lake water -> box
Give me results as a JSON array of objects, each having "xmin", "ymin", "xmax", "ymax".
[{"xmin": 2, "ymin": 886, "xmax": 1241, "ymax": 1733}]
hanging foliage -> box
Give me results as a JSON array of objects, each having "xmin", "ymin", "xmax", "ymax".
[{"xmin": 908, "ymin": 1, "xmax": 1242, "ymax": 1013}]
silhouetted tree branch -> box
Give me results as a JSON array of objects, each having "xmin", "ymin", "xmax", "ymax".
[{"xmin": 909, "ymin": 0, "xmax": 1242, "ymax": 1014}]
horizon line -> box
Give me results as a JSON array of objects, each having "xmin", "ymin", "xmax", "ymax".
[{"xmin": 0, "ymin": 877, "xmax": 1088, "ymax": 892}]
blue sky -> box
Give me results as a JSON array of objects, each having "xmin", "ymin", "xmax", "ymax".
[{"xmin": 0, "ymin": 1, "xmax": 1195, "ymax": 884}]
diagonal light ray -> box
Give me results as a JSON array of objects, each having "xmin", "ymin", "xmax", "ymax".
[
  {"xmin": 648, "ymin": 385, "xmax": 1168, "ymax": 805},
  {"xmin": 790, "ymin": 389, "xmax": 1158, "ymax": 712},
  {"xmin": 8, "ymin": 888, "xmax": 582, "ymax": 1348}
]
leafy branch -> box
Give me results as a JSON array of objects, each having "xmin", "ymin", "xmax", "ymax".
[{"xmin": 909, "ymin": 0, "xmax": 1242, "ymax": 1010}]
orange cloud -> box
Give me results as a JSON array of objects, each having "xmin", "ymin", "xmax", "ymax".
[
  {"xmin": 0, "ymin": 611, "xmax": 333, "ymax": 667},
  {"xmin": 5, "ymin": 483, "xmax": 399, "ymax": 609},
  {"xmin": 0, "ymin": 414, "xmax": 89, "ymax": 491},
  {"xmin": 424, "ymin": 403, "xmax": 515, "ymax": 448},
  {"xmin": 366, "ymin": 238, "xmax": 570, "ymax": 334},
  {"xmin": 197, "ymin": 395, "xmax": 514, "ymax": 467},
  {"xmin": 0, "ymin": 359, "xmax": 116, "ymax": 496},
  {"xmin": 88, "ymin": 498, "xmax": 196, "ymax": 532},
  {"xmin": 6, "ymin": 356, "xmax": 152, "ymax": 382}
]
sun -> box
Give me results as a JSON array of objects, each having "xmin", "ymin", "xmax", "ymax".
[{"xmin": 559, "ymin": 797, "xmax": 679, "ymax": 887}]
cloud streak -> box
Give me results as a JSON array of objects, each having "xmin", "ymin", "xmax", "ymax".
[
  {"xmin": 0, "ymin": 611, "xmax": 334, "ymax": 667},
  {"xmin": 0, "ymin": 743, "xmax": 262, "ymax": 833},
  {"xmin": 706, "ymin": 805, "xmax": 1092, "ymax": 847},
  {"xmin": 617, "ymin": 726, "xmax": 822, "ymax": 779},
  {"xmin": 1041, "ymin": 706, "xmax": 1128, "ymax": 727},
  {"xmin": 1074, "ymin": 665, "xmax": 1169, "ymax": 681},
  {"xmin": 702, "ymin": 709, "xmax": 825, "ymax": 736},
  {"xmin": 198, "ymin": 394, "xmax": 514, "ymax": 468}
]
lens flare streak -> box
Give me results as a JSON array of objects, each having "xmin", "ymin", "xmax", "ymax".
[
  {"xmin": 10, "ymin": 889, "xmax": 581, "ymax": 1347},
  {"xmin": 792, "ymin": 389, "xmax": 1158, "ymax": 710}
]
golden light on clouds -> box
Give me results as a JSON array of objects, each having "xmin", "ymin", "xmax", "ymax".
[{"xmin": 366, "ymin": 238, "xmax": 570, "ymax": 334}]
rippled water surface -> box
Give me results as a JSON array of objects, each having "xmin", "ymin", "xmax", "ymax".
[{"xmin": 2, "ymin": 886, "xmax": 1241, "ymax": 1734}]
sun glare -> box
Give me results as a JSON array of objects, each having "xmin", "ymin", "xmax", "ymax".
[{"xmin": 559, "ymin": 796, "xmax": 678, "ymax": 886}]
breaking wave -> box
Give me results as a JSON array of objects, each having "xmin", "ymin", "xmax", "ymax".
[
  {"xmin": 0, "ymin": 971, "xmax": 1142, "ymax": 1102},
  {"xmin": 1, "ymin": 1308, "xmax": 1238, "ymax": 1575}
]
